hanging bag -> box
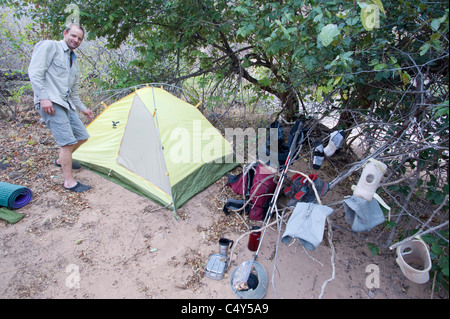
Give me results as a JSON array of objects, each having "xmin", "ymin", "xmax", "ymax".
[{"xmin": 281, "ymin": 202, "xmax": 333, "ymax": 250}]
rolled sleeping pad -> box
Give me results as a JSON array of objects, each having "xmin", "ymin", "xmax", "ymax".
[{"xmin": 0, "ymin": 181, "xmax": 33, "ymax": 209}]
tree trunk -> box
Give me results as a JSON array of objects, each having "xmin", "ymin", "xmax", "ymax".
[
  {"xmin": 335, "ymin": 84, "xmax": 372, "ymax": 131},
  {"xmin": 277, "ymin": 89, "xmax": 299, "ymax": 122}
]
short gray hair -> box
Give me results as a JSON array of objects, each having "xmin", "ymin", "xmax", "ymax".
[{"xmin": 65, "ymin": 23, "xmax": 85, "ymax": 36}]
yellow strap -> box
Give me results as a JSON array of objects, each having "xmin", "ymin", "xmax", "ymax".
[{"xmin": 373, "ymin": 193, "xmax": 391, "ymax": 221}]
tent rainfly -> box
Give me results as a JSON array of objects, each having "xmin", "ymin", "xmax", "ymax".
[{"xmin": 73, "ymin": 86, "xmax": 238, "ymax": 217}]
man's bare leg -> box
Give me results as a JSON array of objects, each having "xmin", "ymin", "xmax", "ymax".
[
  {"xmin": 59, "ymin": 144, "xmax": 77, "ymax": 189},
  {"xmin": 57, "ymin": 139, "xmax": 91, "ymax": 191}
]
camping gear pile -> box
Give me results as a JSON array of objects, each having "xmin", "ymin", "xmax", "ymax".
[
  {"xmin": 224, "ymin": 118, "xmax": 305, "ymax": 298},
  {"xmin": 217, "ymin": 115, "xmax": 433, "ymax": 299}
]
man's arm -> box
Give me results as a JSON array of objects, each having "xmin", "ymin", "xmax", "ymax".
[{"xmin": 28, "ymin": 41, "xmax": 56, "ymax": 115}]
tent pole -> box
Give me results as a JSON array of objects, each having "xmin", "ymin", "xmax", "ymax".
[{"xmin": 150, "ymin": 85, "xmax": 180, "ymax": 220}]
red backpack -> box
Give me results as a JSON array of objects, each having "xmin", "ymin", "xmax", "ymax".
[{"xmin": 226, "ymin": 162, "xmax": 277, "ymax": 221}]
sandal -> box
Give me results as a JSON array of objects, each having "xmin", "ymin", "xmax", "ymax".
[{"xmin": 63, "ymin": 182, "xmax": 91, "ymax": 193}]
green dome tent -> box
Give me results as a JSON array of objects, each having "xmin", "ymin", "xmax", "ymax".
[{"xmin": 73, "ymin": 85, "xmax": 238, "ymax": 218}]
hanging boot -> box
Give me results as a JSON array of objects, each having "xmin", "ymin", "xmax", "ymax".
[
  {"xmin": 312, "ymin": 141, "xmax": 325, "ymax": 169},
  {"xmin": 324, "ymin": 130, "xmax": 345, "ymax": 157}
]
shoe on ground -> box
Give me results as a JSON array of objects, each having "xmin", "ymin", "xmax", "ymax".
[{"xmin": 63, "ymin": 182, "xmax": 91, "ymax": 193}]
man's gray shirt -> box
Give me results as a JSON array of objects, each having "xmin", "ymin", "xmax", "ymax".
[{"xmin": 28, "ymin": 40, "xmax": 86, "ymax": 111}]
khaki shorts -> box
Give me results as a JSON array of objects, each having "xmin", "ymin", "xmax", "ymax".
[{"xmin": 37, "ymin": 102, "xmax": 90, "ymax": 147}]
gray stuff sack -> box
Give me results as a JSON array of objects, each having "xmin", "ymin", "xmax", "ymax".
[
  {"xmin": 282, "ymin": 202, "xmax": 333, "ymax": 250},
  {"xmin": 343, "ymin": 195, "xmax": 385, "ymax": 232}
]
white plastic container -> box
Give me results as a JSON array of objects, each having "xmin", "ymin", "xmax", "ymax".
[
  {"xmin": 353, "ymin": 159, "xmax": 387, "ymax": 201},
  {"xmin": 396, "ymin": 238, "xmax": 432, "ymax": 284}
]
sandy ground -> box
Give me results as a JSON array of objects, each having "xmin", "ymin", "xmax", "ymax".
[{"xmin": 1, "ymin": 153, "xmax": 443, "ymax": 302}]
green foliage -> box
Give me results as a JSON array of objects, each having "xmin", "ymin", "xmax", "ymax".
[
  {"xmin": 0, "ymin": 8, "xmax": 41, "ymax": 69},
  {"xmin": 3, "ymin": 0, "xmax": 448, "ymax": 116},
  {"xmin": 421, "ymin": 231, "xmax": 449, "ymax": 292},
  {"xmin": 8, "ymin": 81, "xmax": 31, "ymax": 104},
  {"xmin": 367, "ymin": 243, "xmax": 380, "ymax": 257}
]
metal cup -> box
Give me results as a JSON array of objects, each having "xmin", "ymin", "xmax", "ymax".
[{"xmin": 218, "ymin": 238, "xmax": 234, "ymax": 257}]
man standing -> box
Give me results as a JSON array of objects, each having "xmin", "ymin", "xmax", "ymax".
[{"xmin": 29, "ymin": 23, "xmax": 94, "ymax": 193}]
